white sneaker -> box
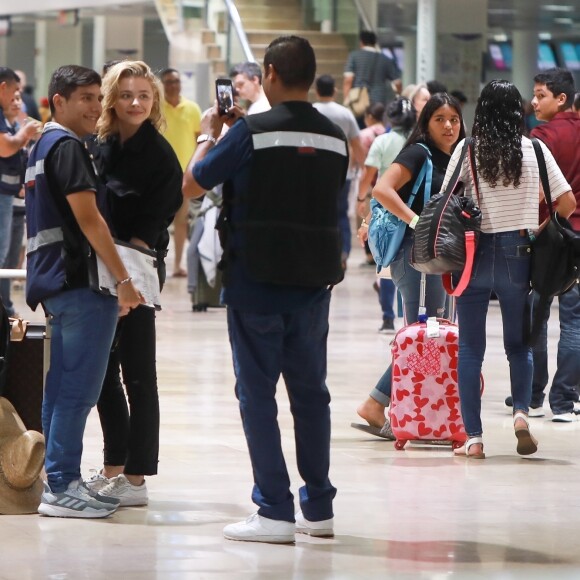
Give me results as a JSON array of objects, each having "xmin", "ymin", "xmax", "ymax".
[
  {"xmin": 574, "ymin": 401, "xmax": 580, "ymax": 413},
  {"xmin": 83, "ymin": 469, "xmax": 110, "ymax": 493},
  {"xmin": 528, "ymin": 406, "xmax": 546, "ymax": 418},
  {"xmin": 98, "ymin": 474, "xmax": 148, "ymax": 507},
  {"xmin": 38, "ymin": 480, "xmax": 117, "ymax": 519},
  {"xmin": 552, "ymin": 412, "xmax": 579, "ymax": 423},
  {"xmin": 223, "ymin": 513, "xmax": 295, "ymax": 544},
  {"xmin": 295, "ymin": 511, "xmax": 334, "ymax": 537}
]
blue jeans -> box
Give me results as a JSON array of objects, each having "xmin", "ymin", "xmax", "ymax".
[
  {"xmin": 227, "ymin": 290, "xmax": 336, "ymax": 522},
  {"xmin": 370, "ymin": 234, "xmax": 446, "ymax": 405},
  {"xmin": 456, "ymin": 231, "xmax": 532, "ymax": 437},
  {"xmin": 532, "ymin": 284, "xmax": 580, "ymax": 413},
  {"xmin": 379, "ymin": 278, "xmax": 396, "ymax": 320},
  {"xmin": 43, "ymin": 288, "xmax": 118, "ymax": 492},
  {"xmin": 0, "ymin": 211, "xmax": 24, "ymax": 315},
  {"xmin": 338, "ymin": 179, "xmax": 351, "ymax": 258},
  {"xmin": 0, "ymin": 194, "xmax": 14, "ymax": 274}
]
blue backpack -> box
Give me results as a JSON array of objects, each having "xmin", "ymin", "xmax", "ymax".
[{"xmin": 367, "ymin": 144, "xmax": 432, "ymax": 273}]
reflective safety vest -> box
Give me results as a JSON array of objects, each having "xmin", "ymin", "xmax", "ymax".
[
  {"xmin": 239, "ymin": 102, "xmax": 348, "ymax": 287},
  {"xmin": 0, "ymin": 121, "xmax": 25, "ymax": 196},
  {"xmin": 25, "ymin": 125, "xmax": 78, "ymax": 309}
]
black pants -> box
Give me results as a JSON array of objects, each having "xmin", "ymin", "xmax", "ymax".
[{"xmin": 97, "ymin": 305, "xmax": 159, "ymax": 475}]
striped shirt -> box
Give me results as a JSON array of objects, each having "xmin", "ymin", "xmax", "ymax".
[
  {"xmin": 344, "ymin": 48, "xmax": 399, "ymax": 106},
  {"xmin": 442, "ymin": 137, "xmax": 571, "ymax": 233}
]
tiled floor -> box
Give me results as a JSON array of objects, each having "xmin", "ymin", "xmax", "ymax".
[{"xmin": 2, "ymin": 246, "xmax": 580, "ymax": 580}]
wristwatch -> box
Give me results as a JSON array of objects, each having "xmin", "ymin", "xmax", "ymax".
[{"xmin": 197, "ymin": 134, "xmax": 217, "ymax": 145}]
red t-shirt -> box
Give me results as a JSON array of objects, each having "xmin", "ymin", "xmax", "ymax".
[{"xmin": 531, "ymin": 111, "xmax": 580, "ymax": 228}]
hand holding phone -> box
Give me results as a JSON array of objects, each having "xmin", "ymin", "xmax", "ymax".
[{"xmin": 215, "ymin": 78, "xmax": 234, "ymax": 116}]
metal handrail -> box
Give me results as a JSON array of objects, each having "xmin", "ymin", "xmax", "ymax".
[
  {"xmin": 350, "ymin": 0, "xmax": 373, "ymax": 32},
  {"xmin": 222, "ymin": 0, "xmax": 255, "ymax": 63}
]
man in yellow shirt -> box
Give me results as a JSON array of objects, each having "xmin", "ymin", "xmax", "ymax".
[{"xmin": 160, "ymin": 68, "xmax": 202, "ymax": 277}]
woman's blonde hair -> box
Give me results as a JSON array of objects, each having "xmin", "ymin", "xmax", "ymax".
[{"xmin": 96, "ymin": 60, "xmax": 165, "ymax": 140}]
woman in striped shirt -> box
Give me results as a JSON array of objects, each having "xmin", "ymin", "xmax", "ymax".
[{"xmin": 443, "ymin": 80, "xmax": 576, "ymax": 459}]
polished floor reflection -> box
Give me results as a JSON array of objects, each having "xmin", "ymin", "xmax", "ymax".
[{"xmin": 2, "ymin": 246, "xmax": 580, "ymax": 580}]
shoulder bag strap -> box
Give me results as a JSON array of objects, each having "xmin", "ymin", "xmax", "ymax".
[
  {"xmin": 407, "ymin": 144, "xmax": 432, "ymax": 209},
  {"xmin": 531, "ymin": 138, "xmax": 555, "ymax": 216},
  {"xmin": 468, "ymin": 138, "xmax": 481, "ymax": 205}
]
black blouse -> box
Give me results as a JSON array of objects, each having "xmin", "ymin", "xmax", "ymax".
[{"xmin": 99, "ymin": 120, "xmax": 183, "ymax": 252}]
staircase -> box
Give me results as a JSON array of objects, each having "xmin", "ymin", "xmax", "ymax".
[
  {"xmin": 213, "ymin": 0, "xmax": 352, "ymax": 101},
  {"xmin": 155, "ymin": 0, "xmax": 354, "ymax": 104}
]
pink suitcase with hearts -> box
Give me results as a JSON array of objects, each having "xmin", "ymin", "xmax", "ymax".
[{"xmin": 389, "ymin": 317, "xmax": 469, "ymax": 449}]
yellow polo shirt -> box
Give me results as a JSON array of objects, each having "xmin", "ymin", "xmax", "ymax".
[{"xmin": 161, "ymin": 97, "xmax": 202, "ymax": 171}]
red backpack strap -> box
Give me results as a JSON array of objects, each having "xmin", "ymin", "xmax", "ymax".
[{"xmin": 442, "ymin": 231, "xmax": 477, "ymax": 296}]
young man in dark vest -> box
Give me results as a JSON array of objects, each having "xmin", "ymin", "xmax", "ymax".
[
  {"xmin": 0, "ymin": 68, "xmax": 40, "ymax": 287},
  {"xmin": 184, "ymin": 35, "xmax": 348, "ymax": 543},
  {"xmin": 26, "ymin": 65, "xmax": 142, "ymax": 518}
]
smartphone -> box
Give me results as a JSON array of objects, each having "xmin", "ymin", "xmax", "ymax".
[{"xmin": 215, "ymin": 78, "xmax": 234, "ymax": 116}]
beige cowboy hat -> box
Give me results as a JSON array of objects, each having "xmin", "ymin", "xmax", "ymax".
[{"xmin": 0, "ymin": 397, "xmax": 45, "ymax": 515}]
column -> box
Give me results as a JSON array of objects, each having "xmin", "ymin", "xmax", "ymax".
[
  {"xmin": 416, "ymin": 0, "xmax": 437, "ymax": 84},
  {"xmin": 93, "ymin": 16, "xmax": 107, "ymax": 75},
  {"xmin": 402, "ymin": 34, "xmax": 417, "ymax": 89},
  {"xmin": 33, "ymin": 19, "xmax": 84, "ymax": 94},
  {"xmin": 512, "ymin": 30, "xmax": 538, "ymax": 100}
]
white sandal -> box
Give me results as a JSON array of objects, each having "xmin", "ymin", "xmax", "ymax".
[
  {"xmin": 453, "ymin": 436, "xmax": 485, "ymax": 459},
  {"xmin": 514, "ymin": 411, "xmax": 538, "ymax": 456}
]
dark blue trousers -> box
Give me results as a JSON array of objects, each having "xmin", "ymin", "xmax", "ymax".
[{"xmin": 226, "ymin": 290, "xmax": 336, "ymax": 522}]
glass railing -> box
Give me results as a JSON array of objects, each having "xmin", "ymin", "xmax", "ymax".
[{"xmin": 204, "ymin": 0, "xmax": 255, "ymax": 72}]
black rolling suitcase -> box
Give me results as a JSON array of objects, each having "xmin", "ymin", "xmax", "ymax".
[{"xmin": 0, "ymin": 277, "xmax": 48, "ymax": 433}]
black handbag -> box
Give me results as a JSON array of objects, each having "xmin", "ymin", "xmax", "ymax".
[
  {"xmin": 411, "ymin": 138, "xmax": 482, "ymax": 296},
  {"xmin": 526, "ymin": 139, "xmax": 580, "ymax": 345}
]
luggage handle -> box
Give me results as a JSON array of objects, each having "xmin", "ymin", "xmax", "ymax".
[{"xmin": 442, "ymin": 231, "xmax": 476, "ymax": 296}]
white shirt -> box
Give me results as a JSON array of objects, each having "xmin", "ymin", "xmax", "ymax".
[
  {"xmin": 442, "ymin": 136, "xmax": 571, "ymax": 233},
  {"xmin": 248, "ymin": 93, "xmax": 271, "ymax": 115}
]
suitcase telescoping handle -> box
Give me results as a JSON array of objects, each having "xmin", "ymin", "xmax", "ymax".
[{"xmin": 417, "ymin": 271, "xmax": 456, "ymax": 323}]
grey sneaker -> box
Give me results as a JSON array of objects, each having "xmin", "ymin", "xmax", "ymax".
[
  {"xmin": 98, "ymin": 474, "xmax": 148, "ymax": 507},
  {"xmin": 295, "ymin": 511, "xmax": 334, "ymax": 538},
  {"xmin": 38, "ymin": 480, "xmax": 118, "ymax": 519}
]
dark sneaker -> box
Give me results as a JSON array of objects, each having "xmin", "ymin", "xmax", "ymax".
[
  {"xmin": 379, "ymin": 319, "xmax": 395, "ymax": 334},
  {"xmin": 505, "ymin": 396, "xmax": 513, "ymax": 407},
  {"xmin": 38, "ymin": 480, "xmax": 118, "ymax": 519}
]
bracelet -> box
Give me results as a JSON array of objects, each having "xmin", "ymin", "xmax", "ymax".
[
  {"xmin": 116, "ymin": 276, "xmax": 133, "ymax": 287},
  {"xmin": 360, "ymin": 219, "xmax": 369, "ymax": 228},
  {"xmin": 409, "ymin": 215, "xmax": 420, "ymax": 230}
]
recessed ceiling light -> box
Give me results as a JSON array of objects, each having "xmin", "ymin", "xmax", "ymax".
[
  {"xmin": 538, "ymin": 32, "xmax": 553, "ymax": 40},
  {"xmin": 493, "ymin": 34, "xmax": 508, "ymax": 42},
  {"xmin": 542, "ymin": 4, "xmax": 574, "ymax": 11},
  {"xmin": 554, "ymin": 17, "xmax": 574, "ymax": 24}
]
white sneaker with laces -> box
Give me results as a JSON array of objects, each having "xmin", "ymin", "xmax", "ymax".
[
  {"xmin": 83, "ymin": 469, "xmax": 110, "ymax": 493},
  {"xmin": 295, "ymin": 511, "xmax": 334, "ymax": 537},
  {"xmin": 98, "ymin": 474, "xmax": 148, "ymax": 507},
  {"xmin": 223, "ymin": 513, "xmax": 295, "ymax": 544},
  {"xmin": 552, "ymin": 412, "xmax": 579, "ymax": 423}
]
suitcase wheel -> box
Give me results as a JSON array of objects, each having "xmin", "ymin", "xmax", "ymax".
[{"xmin": 394, "ymin": 440, "xmax": 406, "ymax": 450}]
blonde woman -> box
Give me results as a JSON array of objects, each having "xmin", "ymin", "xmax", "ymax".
[{"xmin": 85, "ymin": 61, "xmax": 182, "ymax": 505}]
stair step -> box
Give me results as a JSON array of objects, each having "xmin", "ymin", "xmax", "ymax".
[
  {"xmin": 251, "ymin": 44, "xmax": 349, "ymax": 61},
  {"xmin": 237, "ymin": 5, "xmax": 303, "ymax": 19},
  {"xmin": 245, "ymin": 30, "xmax": 348, "ymax": 47}
]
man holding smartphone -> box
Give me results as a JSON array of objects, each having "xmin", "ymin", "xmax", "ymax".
[{"xmin": 183, "ymin": 35, "xmax": 348, "ymax": 544}]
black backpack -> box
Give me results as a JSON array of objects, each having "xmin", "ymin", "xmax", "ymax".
[{"xmin": 526, "ymin": 139, "xmax": 580, "ymax": 345}]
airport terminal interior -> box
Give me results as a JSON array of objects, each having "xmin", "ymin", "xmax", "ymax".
[{"xmin": 1, "ymin": 0, "xmax": 580, "ymax": 578}]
